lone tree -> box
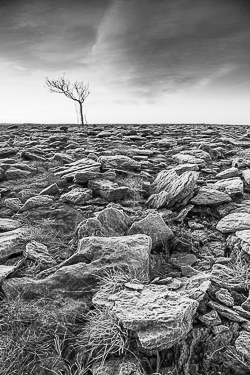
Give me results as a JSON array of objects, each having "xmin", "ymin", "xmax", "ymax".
[{"xmin": 45, "ymin": 75, "xmax": 90, "ymax": 125}]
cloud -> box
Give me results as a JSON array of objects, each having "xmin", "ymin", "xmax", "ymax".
[
  {"xmin": 0, "ymin": 0, "xmax": 112, "ymax": 70},
  {"xmin": 90, "ymin": 0, "xmax": 250, "ymax": 98}
]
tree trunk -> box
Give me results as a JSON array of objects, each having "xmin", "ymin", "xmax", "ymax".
[{"xmin": 79, "ymin": 101, "xmax": 84, "ymax": 125}]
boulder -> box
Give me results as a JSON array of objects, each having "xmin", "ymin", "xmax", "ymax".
[
  {"xmin": 235, "ymin": 331, "xmax": 250, "ymax": 362},
  {"xmin": 191, "ymin": 188, "xmax": 231, "ymax": 206},
  {"xmin": 99, "ymin": 155, "xmax": 141, "ymax": 171},
  {"xmin": 20, "ymin": 195, "xmax": 54, "ymax": 211},
  {"xmin": 172, "ymin": 154, "xmax": 205, "ymax": 167},
  {"xmin": 148, "ymin": 170, "xmax": 199, "ymax": 210},
  {"xmin": 0, "ymin": 228, "xmax": 28, "ymax": 261},
  {"xmin": 88, "ymin": 179, "xmax": 129, "ymax": 201},
  {"xmin": 5, "ymin": 168, "xmax": 32, "ymax": 180},
  {"xmin": 24, "ymin": 241, "xmax": 56, "ymax": 268},
  {"xmin": 216, "ymin": 213, "xmax": 250, "ymax": 233},
  {"xmin": 128, "ymin": 212, "xmax": 173, "ymax": 251},
  {"xmin": 93, "ymin": 284, "xmax": 199, "ymax": 352},
  {"xmin": 242, "ymin": 169, "xmax": 250, "ymax": 185},
  {"xmin": 60, "ymin": 188, "xmax": 92, "ymax": 204},
  {"xmin": 215, "ymin": 167, "xmax": 240, "ymax": 180},
  {"xmin": 2, "ymin": 234, "xmax": 152, "ymax": 300},
  {"xmin": 0, "ymin": 218, "xmax": 22, "ymax": 231},
  {"xmin": 212, "ymin": 177, "xmax": 243, "ymax": 196}
]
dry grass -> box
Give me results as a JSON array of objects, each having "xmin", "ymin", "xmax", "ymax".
[
  {"xmin": 97, "ymin": 265, "xmax": 149, "ymax": 295},
  {"xmin": 0, "ymin": 296, "xmax": 88, "ymax": 375},
  {"xmin": 77, "ymin": 307, "xmax": 129, "ymax": 373}
]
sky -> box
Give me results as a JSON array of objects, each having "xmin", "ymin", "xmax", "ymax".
[{"xmin": 1, "ymin": 0, "xmax": 250, "ymax": 125}]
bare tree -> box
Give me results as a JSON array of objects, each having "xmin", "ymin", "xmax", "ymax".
[{"xmin": 45, "ymin": 74, "xmax": 90, "ymax": 125}]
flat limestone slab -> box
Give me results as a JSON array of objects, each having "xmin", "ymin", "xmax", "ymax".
[{"xmin": 93, "ymin": 284, "xmax": 199, "ymax": 352}]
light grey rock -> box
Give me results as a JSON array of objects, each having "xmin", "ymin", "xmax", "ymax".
[
  {"xmin": 24, "ymin": 241, "xmax": 56, "ymax": 267},
  {"xmin": 0, "ymin": 218, "xmax": 22, "ymax": 231},
  {"xmin": 60, "ymin": 188, "xmax": 92, "ymax": 204},
  {"xmin": 173, "ymin": 163, "xmax": 199, "ymax": 174},
  {"xmin": 0, "ymin": 261, "xmax": 24, "ymax": 283},
  {"xmin": 198, "ymin": 310, "xmax": 222, "ymax": 327},
  {"xmin": 20, "ymin": 195, "xmax": 54, "ymax": 211},
  {"xmin": 241, "ymin": 290, "xmax": 250, "ymax": 312},
  {"xmin": 93, "ymin": 284, "xmax": 199, "ymax": 352},
  {"xmin": 215, "ymin": 288, "xmax": 234, "ymax": 307},
  {"xmin": 51, "ymin": 153, "xmax": 75, "ymax": 164},
  {"xmin": 212, "ymin": 177, "xmax": 243, "ymax": 196},
  {"xmin": 171, "ymin": 253, "xmax": 197, "ymax": 268},
  {"xmin": 208, "ymin": 300, "xmax": 247, "ymax": 322},
  {"xmin": 216, "ymin": 213, "xmax": 250, "ymax": 233},
  {"xmin": 0, "ymin": 167, "xmax": 5, "ymax": 180},
  {"xmin": 191, "ymin": 187, "xmax": 231, "ymax": 206},
  {"xmin": 0, "ymin": 228, "xmax": 28, "ymax": 261},
  {"xmin": 172, "ymin": 153, "xmax": 205, "ymax": 166},
  {"xmin": 242, "ymin": 169, "xmax": 250, "ymax": 185},
  {"xmin": 156, "ymin": 138, "xmax": 177, "ymax": 147},
  {"xmin": 95, "ymin": 207, "xmax": 130, "ymax": 236},
  {"xmin": 74, "ymin": 169, "xmax": 116, "ymax": 184},
  {"xmin": 4, "ymin": 198, "xmax": 22, "ymax": 211},
  {"xmin": 92, "ymin": 358, "xmax": 142, "ymax": 375},
  {"xmin": 5, "ymin": 167, "xmax": 32, "ymax": 180},
  {"xmin": 2, "ymin": 235, "xmax": 151, "ymax": 300},
  {"xmin": 39, "ymin": 183, "xmax": 60, "ymax": 196},
  {"xmin": 179, "ymin": 149, "xmax": 211, "ymax": 161},
  {"xmin": 128, "ymin": 212, "xmax": 173, "ymax": 251},
  {"xmin": 77, "ymin": 207, "xmax": 130, "ymax": 238},
  {"xmin": 99, "ymin": 155, "xmax": 141, "ymax": 171},
  {"xmin": 148, "ymin": 170, "xmax": 199, "ymax": 209},
  {"xmin": 88, "ymin": 179, "xmax": 129, "ymax": 201},
  {"xmin": 235, "ymin": 331, "xmax": 250, "ymax": 362},
  {"xmin": 53, "ymin": 158, "xmax": 101, "ymax": 179},
  {"xmin": 215, "ymin": 167, "xmax": 239, "ymax": 180}
]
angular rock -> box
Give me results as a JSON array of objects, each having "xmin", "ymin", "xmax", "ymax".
[
  {"xmin": 2, "ymin": 235, "xmax": 151, "ymax": 300},
  {"xmin": 74, "ymin": 169, "xmax": 116, "ymax": 184},
  {"xmin": 39, "ymin": 183, "xmax": 60, "ymax": 196},
  {"xmin": 215, "ymin": 288, "xmax": 234, "ymax": 307},
  {"xmin": 215, "ymin": 167, "xmax": 239, "ymax": 180},
  {"xmin": 88, "ymin": 179, "xmax": 129, "ymax": 201},
  {"xmin": 0, "ymin": 228, "xmax": 28, "ymax": 261},
  {"xmin": 93, "ymin": 284, "xmax": 199, "ymax": 352},
  {"xmin": 60, "ymin": 188, "xmax": 92, "ymax": 204},
  {"xmin": 20, "ymin": 195, "xmax": 54, "ymax": 211},
  {"xmin": 213, "ymin": 177, "xmax": 243, "ymax": 196},
  {"xmin": 148, "ymin": 170, "xmax": 199, "ymax": 210},
  {"xmin": 235, "ymin": 331, "xmax": 250, "ymax": 362},
  {"xmin": 24, "ymin": 241, "xmax": 56, "ymax": 267},
  {"xmin": 4, "ymin": 198, "xmax": 22, "ymax": 211},
  {"xmin": 0, "ymin": 218, "xmax": 22, "ymax": 231},
  {"xmin": 5, "ymin": 168, "xmax": 32, "ymax": 180},
  {"xmin": 191, "ymin": 187, "xmax": 231, "ymax": 206},
  {"xmin": 242, "ymin": 169, "xmax": 250, "ymax": 185},
  {"xmin": 208, "ymin": 300, "xmax": 247, "ymax": 322},
  {"xmin": 99, "ymin": 155, "xmax": 141, "ymax": 171},
  {"xmin": 0, "ymin": 147, "xmax": 17, "ymax": 158},
  {"xmin": 77, "ymin": 207, "xmax": 130, "ymax": 238},
  {"xmin": 53, "ymin": 158, "xmax": 101, "ymax": 180},
  {"xmin": 216, "ymin": 213, "xmax": 250, "ymax": 233},
  {"xmin": 173, "ymin": 163, "xmax": 199, "ymax": 174},
  {"xmin": 92, "ymin": 357, "xmax": 142, "ymax": 375},
  {"xmin": 128, "ymin": 212, "xmax": 173, "ymax": 251},
  {"xmin": 172, "ymin": 154, "xmax": 205, "ymax": 167},
  {"xmin": 198, "ymin": 310, "xmax": 222, "ymax": 327},
  {"xmin": 95, "ymin": 207, "xmax": 130, "ymax": 236},
  {"xmin": 20, "ymin": 150, "xmax": 47, "ymax": 162}
]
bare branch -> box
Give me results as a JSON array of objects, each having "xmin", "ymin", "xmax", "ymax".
[{"xmin": 44, "ymin": 74, "xmax": 90, "ymax": 125}]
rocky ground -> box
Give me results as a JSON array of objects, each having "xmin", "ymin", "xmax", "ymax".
[{"xmin": 1, "ymin": 123, "xmax": 250, "ymax": 374}]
